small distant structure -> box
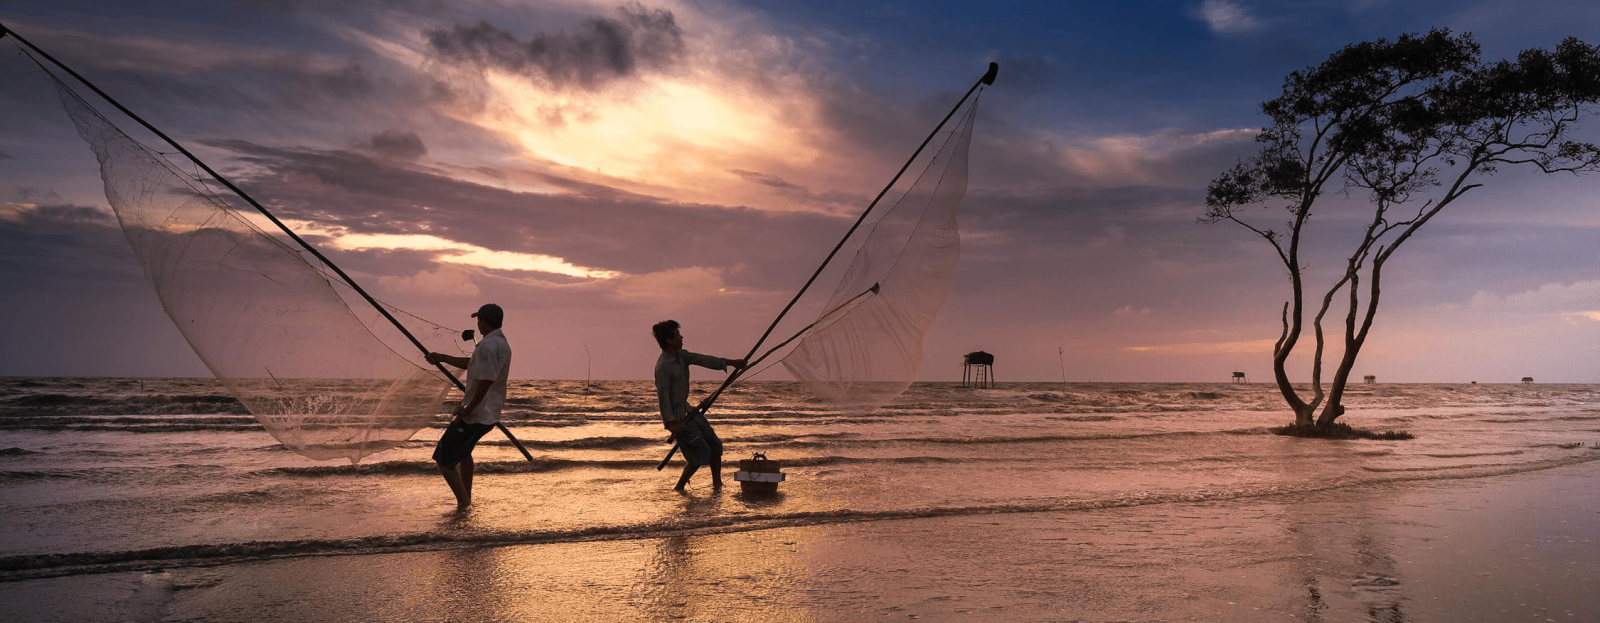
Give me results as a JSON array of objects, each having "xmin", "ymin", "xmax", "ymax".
[
  {"xmin": 1522, "ymin": 376, "xmax": 1534, "ymax": 384},
  {"xmin": 961, "ymin": 351, "xmax": 995, "ymax": 388},
  {"xmin": 1231, "ymin": 371, "xmax": 1247, "ymax": 384},
  {"xmin": 1363, "ymin": 375, "xmax": 1376, "ymax": 384}
]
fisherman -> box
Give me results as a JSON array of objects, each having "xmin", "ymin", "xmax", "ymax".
[
  {"xmin": 425, "ymin": 303, "xmax": 511, "ymax": 510},
  {"xmin": 652, "ymin": 320, "xmax": 746, "ymax": 491}
]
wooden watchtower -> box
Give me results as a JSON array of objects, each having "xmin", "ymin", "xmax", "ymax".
[
  {"xmin": 1522, "ymin": 376, "xmax": 1534, "ymax": 384},
  {"xmin": 962, "ymin": 351, "xmax": 995, "ymax": 388},
  {"xmin": 1363, "ymin": 375, "xmax": 1376, "ymax": 384},
  {"xmin": 1231, "ymin": 371, "xmax": 1247, "ymax": 384}
]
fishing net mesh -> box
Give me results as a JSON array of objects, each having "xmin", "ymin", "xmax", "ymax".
[
  {"xmin": 780, "ymin": 99, "xmax": 978, "ymax": 406},
  {"xmin": 53, "ymin": 79, "xmax": 460, "ymax": 463}
]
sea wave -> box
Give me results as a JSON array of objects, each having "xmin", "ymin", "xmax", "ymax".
[
  {"xmin": 777, "ymin": 428, "xmax": 1268, "ymax": 448},
  {"xmin": 260, "ymin": 455, "xmax": 981, "ymax": 478},
  {"xmin": 1421, "ymin": 450, "xmax": 1525, "ymax": 458},
  {"xmin": 8, "ymin": 451, "xmax": 1596, "ymax": 583},
  {"xmin": 0, "ymin": 423, "xmax": 265, "ymax": 433}
]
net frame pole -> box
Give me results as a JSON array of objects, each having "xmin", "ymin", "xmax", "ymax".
[
  {"xmin": 2, "ymin": 23, "xmax": 534, "ymax": 462},
  {"xmin": 657, "ymin": 63, "xmax": 998, "ymax": 470}
]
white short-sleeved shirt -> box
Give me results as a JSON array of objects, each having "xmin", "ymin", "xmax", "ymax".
[
  {"xmin": 463, "ymin": 329, "xmax": 511, "ymax": 425},
  {"xmin": 654, "ymin": 350, "xmax": 727, "ymax": 429}
]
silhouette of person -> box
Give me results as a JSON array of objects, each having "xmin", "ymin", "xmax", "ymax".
[
  {"xmin": 426, "ymin": 303, "xmax": 511, "ymax": 509},
  {"xmin": 652, "ymin": 320, "xmax": 746, "ymax": 491}
]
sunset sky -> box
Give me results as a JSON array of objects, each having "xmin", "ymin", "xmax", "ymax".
[{"xmin": 2, "ymin": 0, "xmax": 1598, "ymax": 382}]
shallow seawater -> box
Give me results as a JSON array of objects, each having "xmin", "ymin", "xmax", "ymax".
[{"xmin": 0, "ymin": 378, "xmax": 1597, "ymax": 619}]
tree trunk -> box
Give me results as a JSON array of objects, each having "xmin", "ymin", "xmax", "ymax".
[
  {"xmin": 1317, "ymin": 258, "xmax": 1385, "ymax": 427},
  {"xmin": 1271, "ymin": 303, "xmax": 1314, "ymax": 427}
]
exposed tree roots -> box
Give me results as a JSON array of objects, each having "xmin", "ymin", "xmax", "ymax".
[{"xmin": 1269, "ymin": 422, "xmax": 1414, "ymax": 440}]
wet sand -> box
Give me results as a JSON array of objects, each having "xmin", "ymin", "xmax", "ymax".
[{"xmin": 4, "ymin": 459, "xmax": 1594, "ymax": 622}]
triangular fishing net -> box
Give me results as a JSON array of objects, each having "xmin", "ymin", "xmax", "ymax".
[
  {"xmin": 49, "ymin": 76, "xmax": 459, "ymax": 464},
  {"xmin": 779, "ymin": 98, "xmax": 978, "ymax": 406}
]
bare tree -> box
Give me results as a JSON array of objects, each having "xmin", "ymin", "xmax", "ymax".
[{"xmin": 1204, "ymin": 30, "xmax": 1600, "ymax": 430}]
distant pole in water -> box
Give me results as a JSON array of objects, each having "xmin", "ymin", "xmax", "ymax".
[
  {"xmin": 1058, "ymin": 345, "xmax": 1067, "ymax": 394},
  {"xmin": 0, "ymin": 24, "xmax": 538, "ymax": 461},
  {"xmin": 583, "ymin": 342, "xmax": 593, "ymax": 392}
]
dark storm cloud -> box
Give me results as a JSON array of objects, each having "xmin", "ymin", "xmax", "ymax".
[
  {"xmin": 208, "ymin": 139, "xmax": 844, "ymax": 289},
  {"xmin": 0, "ymin": 150, "xmax": 12, "ymax": 160},
  {"xmin": 0, "ymin": 23, "xmax": 472, "ymax": 158},
  {"xmin": 368, "ymin": 129, "xmax": 427, "ymax": 160},
  {"xmin": 0, "ymin": 200, "xmax": 138, "ymax": 284},
  {"xmin": 425, "ymin": 5, "xmax": 686, "ymax": 89}
]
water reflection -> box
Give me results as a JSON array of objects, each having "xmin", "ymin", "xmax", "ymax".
[{"xmin": 1265, "ymin": 430, "xmax": 1414, "ymax": 622}]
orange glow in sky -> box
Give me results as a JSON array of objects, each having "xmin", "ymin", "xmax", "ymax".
[{"xmin": 455, "ymin": 68, "xmax": 832, "ymax": 211}]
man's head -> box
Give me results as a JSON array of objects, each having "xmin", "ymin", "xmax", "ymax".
[
  {"xmin": 472, "ymin": 303, "xmax": 504, "ymax": 334},
  {"xmin": 652, "ymin": 319, "xmax": 683, "ymax": 353}
]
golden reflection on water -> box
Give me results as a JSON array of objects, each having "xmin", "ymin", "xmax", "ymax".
[
  {"xmin": 414, "ymin": 492, "xmax": 821, "ymax": 622},
  {"xmin": 1261, "ymin": 432, "xmax": 1410, "ymax": 623}
]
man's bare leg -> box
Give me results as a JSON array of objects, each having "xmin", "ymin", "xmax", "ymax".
[
  {"xmin": 675, "ymin": 463, "xmax": 700, "ymax": 491},
  {"xmin": 710, "ymin": 456, "xmax": 724, "ymax": 489},
  {"xmin": 439, "ymin": 463, "xmax": 470, "ymax": 509},
  {"xmin": 460, "ymin": 454, "xmax": 475, "ymax": 504}
]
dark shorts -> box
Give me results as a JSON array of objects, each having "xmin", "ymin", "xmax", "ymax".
[
  {"xmin": 433, "ymin": 420, "xmax": 494, "ymax": 467},
  {"xmin": 677, "ymin": 414, "xmax": 722, "ymax": 467}
]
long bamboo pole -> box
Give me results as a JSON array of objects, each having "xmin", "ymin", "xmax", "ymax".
[
  {"xmin": 657, "ymin": 62, "xmax": 998, "ymax": 470},
  {"xmin": 1, "ymin": 24, "xmax": 534, "ymax": 462}
]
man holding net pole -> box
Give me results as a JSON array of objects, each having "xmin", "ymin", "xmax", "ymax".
[
  {"xmin": 426, "ymin": 304, "xmax": 512, "ymax": 509},
  {"xmin": 652, "ymin": 320, "xmax": 746, "ymax": 491}
]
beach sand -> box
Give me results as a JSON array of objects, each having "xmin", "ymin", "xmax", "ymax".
[{"xmin": 4, "ymin": 459, "xmax": 1593, "ymax": 622}]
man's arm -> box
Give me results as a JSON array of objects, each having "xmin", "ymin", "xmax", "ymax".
[
  {"xmin": 684, "ymin": 351, "xmax": 748, "ymax": 372},
  {"xmin": 452, "ymin": 379, "xmax": 492, "ymax": 420},
  {"xmin": 426, "ymin": 352, "xmax": 470, "ymax": 369}
]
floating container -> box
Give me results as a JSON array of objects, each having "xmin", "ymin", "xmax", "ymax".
[{"xmin": 733, "ymin": 452, "xmax": 785, "ymax": 494}]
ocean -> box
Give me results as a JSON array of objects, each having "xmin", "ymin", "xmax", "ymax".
[{"xmin": 1, "ymin": 377, "xmax": 1597, "ymax": 621}]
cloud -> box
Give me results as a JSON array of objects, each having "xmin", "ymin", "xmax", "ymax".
[
  {"xmin": 0, "ymin": 200, "xmax": 115, "ymax": 228},
  {"xmin": 1125, "ymin": 338, "xmax": 1276, "ymax": 355},
  {"xmin": 329, "ymin": 230, "xmax": 621, "ymax": 279},
  {"xmin": 425, "ymin": 6, "xmax": 686, "ymax": 89},
  {"xmin": 205, "ymin": 139, "xmax": 844, "ymax": 291},
  {"xmin": 613, "ymin": 266, "xmax": 729, "ymax": 306},
  {"xmin": 729, "ymin": 169, "xmax": 804, "ymax": 192},
  {"xmin": 727, "ymin": 169, "xmax": 863, "ymax": 210},
  {"xmin": 1561, "ymin": 311, "xmax": 1600, "ymax": 323},
  {"xmin": 368, "ymin": 129, "xmax": 428, "ymax": 160},
  {"xmin": 1052, "ymin": 127, "xmax": 1258, "ymax": 187},
  {"xmin": 378, "ymin": 265, "xmax": 480, "ymax": 297},
  {"xmin": 1469, "ymin": 280, "xmax": 1600, "ymax": 314},
  {"xmin": 0, "ymin": 149, "xmax": 11, "ymax": 160},
  {"xmin": 1196, "ymin": 0, "xmax": 1260, "ymax": 34},
  {"xmin": 0, "ymin": 196, "xmax": 141, "ymax": 284}
]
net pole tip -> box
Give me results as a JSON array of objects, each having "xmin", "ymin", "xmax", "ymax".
[{"xmin": 981, "ymin": 62, "xmax": 999, "ymax": 86}]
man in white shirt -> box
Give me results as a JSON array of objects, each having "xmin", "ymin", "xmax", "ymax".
[
  {"xmin": 652, "ymin": 319, "xmax": 745, "ymax": 491},
  {"xmin": 426, "ymin": 303, "xmax": 511, "ymax": 510}
]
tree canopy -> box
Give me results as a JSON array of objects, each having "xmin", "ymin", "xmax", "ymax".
[{"xmin": 1204, "ymin": 30, "xmax": 1600, "ymax": 429}]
